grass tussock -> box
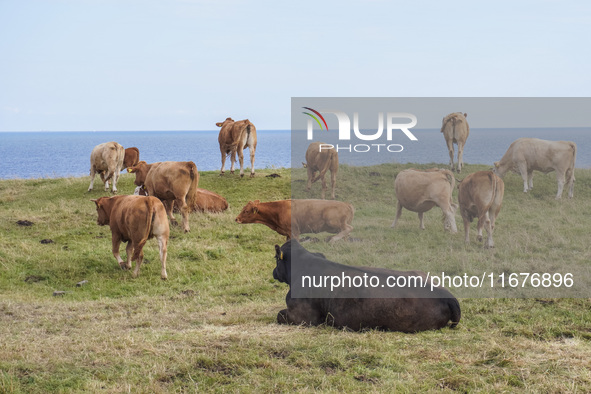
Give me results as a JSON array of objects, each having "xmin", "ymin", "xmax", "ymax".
[{"xmin": 0, "ymin": 165, "xmax": 590, "ymax": 392}]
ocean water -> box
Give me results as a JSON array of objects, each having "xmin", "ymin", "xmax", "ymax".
[{"xmin": 1, "ymin": 128, "xmax": 589, "ymax": 179}]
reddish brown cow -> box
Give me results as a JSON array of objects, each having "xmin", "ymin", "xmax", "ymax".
[
  {"xmin": 303, "ymin": 142, "xmax": 339, "ymax": 199},
  {"xmin": 91, "ymin": 195, "xmax": 169, "ymax": 279},
  {"xmin": 216, "ymin": 117, "xmax": 257, "ymax": 177},
  {"xmin": 128, "ymin": 161, "xmax": 199, "ymax": 232},
  {"xmin": 88, "ymin": 142, "xmax": 140, "ymax": 193},
  {"xmin": 235, "ymin": 199, "xmax": 354, "ymax": 243},
  {"xmin": 458, "ymin": 171, "xmax": 504, "ymax": 249}
]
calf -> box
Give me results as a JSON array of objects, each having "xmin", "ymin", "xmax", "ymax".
[
  {"xmin": 235, "ymin": 199, "xmax": 354, "ymax": 243},
  {"xmin": 493, "ymin": 138, "xmax": 576, "ymax": 199},
  {"xmin": 91, "ymin": 195, "xmax": 169, "ymax": 279},
  {"xmin": 303, "ymin": 142, "xmax": 339, "ymax": 199},
  {"xmin": 128, "ymin": 161, "xmax": 199, "ymax": 232},
  {"xmin": 391, "ymin": 168, "xmax": 458, "ymax": 232},
  {"xmin": 273, "ymin": 240, "xmax": 461, "ymax": 332},
  {"xmin": 458, "ymin": 171, "xmax": 504, "ymax": 248}
]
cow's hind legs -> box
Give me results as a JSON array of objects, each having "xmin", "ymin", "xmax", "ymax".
[
  {"xmin": 157, "ymin": 234, "xmax": 168, "ymax": 280},
  {"xmin": 164, "ymin": 200, "xmax": 179, "ymax": 227},
  {"xmin": 177, "ymin": 197, "xmax": 190, "ymax": 232},
  {"xmin": 391, "ymin": 201, "xmax": 403, "ymax": 228},
  {"xmin": 111, "ymin": 235, "xmax": 125, "ymax": 269},
  {"xmin": 124, "ymin": 242, "xmax": 133, "ymax": 270},
  {"xmin": 88, "ymin": 168, "xmax": 97, "ymax": 192}
]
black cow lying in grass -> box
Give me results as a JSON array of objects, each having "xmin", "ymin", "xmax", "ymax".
[{"xmin": 273, "ymin": 240, "xmax": 461, "ymax": 332}]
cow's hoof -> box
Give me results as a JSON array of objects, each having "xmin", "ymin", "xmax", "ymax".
[
  {"xmin": 240, "ymin": 173, "xmax": 244, "ymax": 178},
  {"xmin": 250, "ymin": 173, "xmax": 255, "ymax": 178},
  {"xmin": 477, "ymin": 235, "xmax": 483, "ymax": 242},
  {"xmin": 161, "ymin": 275, "xmax": 168, "ymax": 280},
  {"xmin": 219, "ymin": 172, "xmax": 225, "ymax": 176}
]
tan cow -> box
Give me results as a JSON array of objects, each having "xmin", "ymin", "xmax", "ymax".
[
  {"xmin": 128, "ymin": 161, "xmax": 199, "ymax": 232},
  {"xmin": 235, "ymin": 199, "xmax": 354, "ymax": 243},
  {"xmin": 493, "ymin": 138, "xmax": 576, "ymax": 199},
  {"xmin": 216, "ymin": 117, "xmax": 257, "ymax": 177},
  {"xmin": 458, "ymin": 171, "xmax": 504, "ymax": 248},
  {"xmin": 441, "ymin": 112, "xmax": 469, "ymax": 173},
  {"xmin": 91, "ymin": 195, "xmax": 169, "ymax": 279},
  {"xmin": 135, "ymin": 186, "xmax": 228, "ymax": 213},
  {"xmin": 88, "ymin": 142, "xmax": 140, "ymax": 193},
  {"xmin": 391, "ymin": 168, "xmax": 458, "ymax": 232},
  {"xmin": 303, "ymin": 142, "xmax": 339, "ymax": 199}
]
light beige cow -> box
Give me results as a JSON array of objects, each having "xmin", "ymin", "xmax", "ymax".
[
  {"xmin": 391, "ymin": 168, "xmax": 458, "ymax": 233},
  {"xmin": 458, "ymin": 171, "xmax": 504, "ymax": 248},
  {"xmin": 303, "ymin": 142, "xmax": 339, "ymax": 199},
  {"xmin": 216, "ymin": 117, "xmax": 257, "ymax": 177},
  {"xmin": 493, "ymin": 138, "xmax": 576, "ymax": 199},
  {"xmin": 441, "ymin": 112, "xmax": 470, "ymax": 173},
  {"xmin": 88, "ymin": 142, "xmax": 140, "ymax": 193}
]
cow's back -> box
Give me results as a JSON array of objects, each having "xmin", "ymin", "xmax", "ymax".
[{"xmin": 146, "ymin": 161, "xmax": 199, "ymax": 201}]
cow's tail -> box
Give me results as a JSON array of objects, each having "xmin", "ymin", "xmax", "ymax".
[
  {"xmin": 442, "ymin": 169, "xmax": 457, "ymax": 206},
  {"xmin": 186, "ymin": 161, "xmax": 200, "ymax": 209},
  {"xmin": 312, "ymin": 149, "xmax": 335, "ymax": 183},
  {"xmin": 132, "ymin": 198, "xmax": 156, "ymax": 261},
  {"xmin": 448, "ymin": 297, "xmax": 461, "ymax": 328}
]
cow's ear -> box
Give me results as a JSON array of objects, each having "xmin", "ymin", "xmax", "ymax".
[
  {"xmin": 216, "ymin": 122, "xmax": 223, "ymax": 127},
  {"xmin": 90, "ymin": 199, "xmax": 100, "ymax": 208},
  {"xmin": 464, "ymin": 113, "xmax": 467, "ymax": 118},
  {"xmin": 493, "ymin": 161, "xmax": 499, "ymax": 168},
  {"xmin": 275, "ymin": 244, "xmax": 282, "ymax": 260}
]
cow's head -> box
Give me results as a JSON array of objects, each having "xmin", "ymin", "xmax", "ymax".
[
  {"xmin": 443, "ymin": 203, "xmax": 458, "ymax": 233},
  {"xmin": 91, "ymin": 197, "xmax": 112, "ymax": 226},
  {"xmin": 123, "ymin": 147, "xmax": 140, "ymax": 169},
  {"xmin": 216, "ymin": 117, "xmax": 234, "ymax": 127},
  {"xmin": 235, "ymin": 200, "xmax": 260, "ymax": 224},
  {"xmin": 127, "ymin": 161, "xmax": 149, "ymax": 186},
  {"xmin": 273, "ymin": 242, "xmax": 291, "ymax": 285},
  {"xmin": 491, "ymin": 161, "xmax": 501, "ymax": 176}
]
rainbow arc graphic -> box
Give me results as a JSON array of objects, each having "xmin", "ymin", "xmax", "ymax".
[{"xmin": 302, "ymin": 107, "xmax": 328, "ymax": 131}]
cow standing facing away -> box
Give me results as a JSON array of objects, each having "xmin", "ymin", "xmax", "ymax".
[
  {"xmin": 91, "ymin": 195, "xmax": 169, "ymax": 279},
  {"xmin": 303, "ymin": 142, "xmax": 339, "ymax": 199},
  {"xmin": 391, "ymin": 169, "xmax": 458, "ymax": 233},
  {"xmin": 458, "ymin": 171, "xmax": 504, "ymax": 249},
  {"xmin": 88, "ymin": 142, "xmax": 140, "ymax": 193},
  {"xmin": 128, "ymin": 161, "xmax": 199, "ymax": 232},
  {"xmin": 216, "ymin": 117, "xmax": 257, "ymax": 177},
  {"xmin": 441, "ymin": 112, "xmax": 469, "ymax": 173},
  {"xmin": 493, "ymin": 138, "xmax": 576, "ymax": 199},
  {"xmin": 235, "ymin": 199, "xmax": 354, "ymax": 243},
  {"xmin": 273, "ymin": 240, "xmax": 461, "ymax": 332}
]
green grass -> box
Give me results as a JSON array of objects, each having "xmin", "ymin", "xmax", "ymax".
[{"xmin": 0, "ymin": 165, "xmax": 590, "ymax": 393}]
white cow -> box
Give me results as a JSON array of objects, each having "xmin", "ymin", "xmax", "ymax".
[
  {"xmin": 88, "ymin": 142, "xmax": 139, "ymax": 194},
  {"xmin": 493, "ymin": 138, "xmax": 576, "ymax": 199}
]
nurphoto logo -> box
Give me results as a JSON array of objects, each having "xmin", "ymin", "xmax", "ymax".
[{"xmin": 303, "ymin": 107, "xmax": 419, "ymax": 153}]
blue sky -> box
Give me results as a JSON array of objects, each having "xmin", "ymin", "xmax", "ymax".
[{"xmin": 1, "ymin": 0, "xmax": 589, "ymax": 131}]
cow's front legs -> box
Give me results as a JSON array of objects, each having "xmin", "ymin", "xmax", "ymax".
[
  {"xmin": 518, "ymin": 163, "xmax": 529, "ymax": 193},
  {"xmin": 88, "ymin": 167, "xmax": 97, "ymax": 192},
  {"xmin": 111, "ymin": 234, "xmax": 125, "ymax": 268},
  {"xmin": 555, "ymin": 173, "xmax": 566, "ymax": 199},
  {"xmin": 328, "ymin": 224, "xmax": 353, "ymax": 243},
  {"xmin": 165, "ymin": 199, "xmax": 179, "ymax": 227},
  {"xmin": 320, "ymin": 176, "xmax": 327, "ymax": 200},
  {"xmin": 527, "ymin": 170, "xmax": 534, "ymax": 190}
]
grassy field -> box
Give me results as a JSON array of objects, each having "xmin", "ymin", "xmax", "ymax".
[{"xmin": 0, "ymin": 165, "xmax": 590, "ymax": 393}]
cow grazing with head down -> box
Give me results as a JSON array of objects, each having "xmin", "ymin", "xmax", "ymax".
[
  {"xmin": 128, "ymin": 161, "xmax": 199, "ymax": 232},
  {"xmin": 391, "ymin": 168, "xmax": 458, "ymax": 233},
  {"xmin": 88, "ymin": 142, "xmax": 140, "ymax": 193},
  {"xmin": 91, "ymin": 195, "xmax": 169, "ymax": 279},
  {"xmin": 441, "ymin": 112, "xmax": 469, "ymax": 173},
  {"xmin": 235, "ymin": 199, "xmax": 354, "ymax": 243},
  {"xmin": 216, "ymin": 117, "xmax": 257, "ymax": 178},
  {"xmin": 273, "ymin": 240, "xmax": 461, "ymax": 332},
  {"xmin": 303, "ymin": 142, "xmax": 339, "ymax": 199},
  {"xmin": 458, "ymin": 170, "xmax": 504, "ymax": 249},
  {"xmin": 493, "ymin": 138, "xmax": 576, "ymax": 199}
]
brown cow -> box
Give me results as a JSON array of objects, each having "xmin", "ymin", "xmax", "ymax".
[
  {"xmin": 216, "ymin": 117, "xmax": 257, "ymax": 177},
  {"xmin": 128, "ymin": 161, "xmax": 199, "ymax": 232},
  {"xmin": 441, "ymin": 112, "xmax": 469, "ymax": 173},
  {"xmin": 135, "ymin": 186, "xmax": 228, "ymax": 213},
  {"xmin": 391, "ymin": 168, "xmax": 458, "ymax": 233},
  {"xmin": 88, "ymin": 142, "xmax": 140, "ymax": 193},
  {"xmin": 91, "ymin": 195, "xmax": 169, "ymax": 279},
  {"xmin": 493, "ymin": 138, "xmax": 576, "ymax": 199},
  {"xmin": 235, "ymin": 199, "xmax": 354, "ymax": 243},
  {"xmin": 303, "ymin": 142, "xmax": 339, "ymax": 199},
  {"xmin": 458, "ymin": 171, "xmax": 504, "ymax": 249}
]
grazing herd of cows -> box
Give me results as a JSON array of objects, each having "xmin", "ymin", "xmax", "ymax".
[{"xmin": 85, "ymin": 113, "xmax": 578, "ymax": 332}]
